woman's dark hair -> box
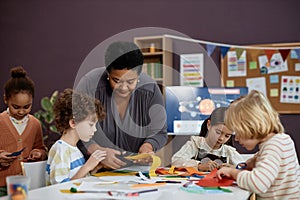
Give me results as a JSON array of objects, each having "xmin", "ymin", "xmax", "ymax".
[
  {"xmin": 53, "ymin": 88, "xmax": 106, "ymax": 133},
  {"xmin": 199, "ymin": 107, "xmax": 233, "ymax": 146},
  {"xmin": 4, "ymin": 66, "xmax": 35, "ymax": 99},
  {"xmin": 105, "ymin": 41, "xmax": 144, "ymax": 74}
]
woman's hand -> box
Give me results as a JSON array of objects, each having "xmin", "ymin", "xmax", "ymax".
[
  {"xmin": 138, "ymin": 143, "xmax": 154, "ymax": 154},
  {"xmin": 100, "ymin": 148, "xmax": 126, "ymax": 170},
  {"xmin": 135, "ymin": 143, "xmax": 154, "ymax": 165}
]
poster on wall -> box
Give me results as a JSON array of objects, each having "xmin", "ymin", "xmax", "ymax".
[
  {"xmin": 258, "ymin": 53, "xmax": 288, "ymax": 74},
  {"xmin": 227, "ymin": 50, "xmax": 247, "ymax": 77},
  {"xmin": 246, "ymin": 77, "xmax": 267, "ymax": 97},
  {"xmin": 280, "ymin": 76, "xmax": 300, "ymax": 104},
  {"xmin": 165, "ymin": 86, "xmax": 248, "ymax": 135},
  {"xmin": 180, "ymin": 53, "xmax": 204, "ymax": 86}
]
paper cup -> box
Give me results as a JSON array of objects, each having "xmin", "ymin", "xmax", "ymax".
[{"xmin": 6, "ymin": 175, "xmax": 30, "ymax": 200}]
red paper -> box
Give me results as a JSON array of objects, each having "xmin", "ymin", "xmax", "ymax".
[{"xmin": 196, "ymin": 169, "xmax": 234, "ymax": 187}]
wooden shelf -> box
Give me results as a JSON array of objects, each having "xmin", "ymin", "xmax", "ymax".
[
  {"xmin": 134, "ymin": 35, "xmax": 173, "ymax": 166},
  {"xmin": 134, "ymin": 35, "xmax": 173, "ymax": 94}
]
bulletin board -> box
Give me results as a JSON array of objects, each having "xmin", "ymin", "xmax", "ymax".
[{"xmin": 221, "ymin": 43, "xmax": 300, "ymax": 114}]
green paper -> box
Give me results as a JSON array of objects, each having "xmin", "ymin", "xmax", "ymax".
[{"xmin": 249, "ymin": 61, "xmax": 257, "ymax": 69}]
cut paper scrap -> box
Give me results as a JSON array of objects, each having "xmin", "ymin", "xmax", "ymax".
[
  {"xmin": 180, "ymin": 185, "xmax": 205, "ymax": 194},
  {"xmin": 196, "ymin": 169, "xmax": 234, "ymax": 187},
  {"xmin": 168, "ymin": 166, "xmax": 176, "ymax": 174},
  {"xmin": 93, "ymin": 171, "xmax": 137, "ymax": 177},
  {"xmin": 156, "ymin": 167, "xmax": 207, "ymax": 176},
  {"xmin": 131, "ymin": 182, "xmax": 166, "ymax": 188},
  {"xmin": 125, "ymin": 154, "xmax": 161, "ymax": 177},
  {"xmin": 175, "ymin": 167, "xmax": 208, "ymax": 176}
]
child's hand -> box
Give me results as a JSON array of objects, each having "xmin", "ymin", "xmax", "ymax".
[
  {"xmin": 216, "ymin": 166, "xmax": 241, "ymax": 180},
  {"xmin": 90, "ymin": 163, "xmax": 105, "ymax": 174},
  {"xmin": 26, "ymin": 149, "xmax": 43, "ymax": 162},
  {"xmin": 245, "ymin": 154, "xmax": 257, "ymax": 170},
  {"xmin": 0, "ymin": 150, "xmax": 16, "ymax": 168},
  {"xmin": 198, "ymin": 160, "xmax": 219, "ymax": 172},
  {"xmin": 216, "ymin": 166, "xmax": 233, "ymax": 179},
  {"xmin": 219, "ymin": 163, "xmax": 234, "ymax": 168},
  {"xmin": 86, "ymin": 150, "xmax": 107, "ymax": 171}
]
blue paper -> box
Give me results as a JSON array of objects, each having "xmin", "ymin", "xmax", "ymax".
[{"xmin": 270, "ymin": 75, "xmax": 279, "ymax": 84}]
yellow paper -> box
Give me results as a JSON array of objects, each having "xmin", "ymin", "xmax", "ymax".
[
  {"xmin": 93, "ymin": 171, "xmax": 137, "ymax": 177},
  {"xmin": 131, "ymin": 182, "xmax": 166, "ymax": 188},
  {"xmin": 270, "ymin": 88, "xmax": 279, "ymax": 97},
  {"xmin": 60, "ymin": 189, "xmax": 72, "ymax": 193},
  {"xmin": 125, "ymin": 154, "xmax": 161, "ymax": 177},
  {"xmin": 168, "ymin": 166, "xmax": 175, "ymax": 174},
  {"xmin": 226, "ymin": 80, "xmax": 234, "ymax": 87}
]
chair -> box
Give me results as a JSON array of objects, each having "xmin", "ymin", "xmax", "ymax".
[{"xmin": 20, "ymin": 160, "xmax": 47, "ymax": 190}]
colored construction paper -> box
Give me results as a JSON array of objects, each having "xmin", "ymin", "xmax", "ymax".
[
  {"xmin": 270, "ymin": 89, "xmax": 279, "ymax": 97},
  {"xmin": 249, "ymin": 61, "xmax": 257, "ymax": 69},
  {"xmin": 270, "ymin": 75, "xmax": 279, "ymax": 84},
  {"xmin": 125, "ymin": 154, "xmax": 161, "ymax": 177},
  {"xmin": 226, "ymin": 80, "xmax": 234, "ymax": 87},
  {"xmin": 195, "ymin": 169, "xmax": 235, "ymax": 187}
]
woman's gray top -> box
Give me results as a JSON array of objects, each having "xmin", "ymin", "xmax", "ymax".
[{"xmin": 76, "ymin": 67, "xmax": 167, "ymax": 154}]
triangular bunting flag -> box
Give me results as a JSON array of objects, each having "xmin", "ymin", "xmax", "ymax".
[
  {"xmin": 206, "ymin": 44, "xmax": 216, "ymax": 57},
  {"xmin": 220, "ymin": 46, "xmax": 230, "ymax": 58},
  {"xmin": 235, "ymin": 48, "xmax": 244, "ymax": 59},
  {"xmin": 279, "ymin": 49, "xmax": 290, "ymax": 61},
  {"xmin": 264, "ymin": 49, "xmax": 275, "ymax": 61},
  {"xmin": 290, "ymin": 50, "xmax": 298, "ymax": 59},
  {"xmin": 294, "ymin": 49, "xmax": 300, "ymax": 61}
]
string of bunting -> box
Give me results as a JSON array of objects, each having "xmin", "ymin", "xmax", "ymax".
[{"xmin": 164, "ymin": 34, "xmax": 300, "ymax": 61}]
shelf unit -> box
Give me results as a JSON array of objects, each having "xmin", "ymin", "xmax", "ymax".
[
  {"xmin": 134, "ymin": 36, "xmax": 173, "ymax": 166},
  {"xmin": 134, "ymin": 35, "xmax": 173, "ymax": 93}
]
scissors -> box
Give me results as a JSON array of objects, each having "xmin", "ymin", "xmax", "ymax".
[{"xmin": 236, "ymin": 162, "xmax": 247, "ymax": 170}]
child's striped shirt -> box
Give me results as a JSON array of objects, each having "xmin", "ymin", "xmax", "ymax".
[
  {"xmin": 237, "ymin": 133, "xmax": 300, "ymax": 200},
  {"xmin": 46, "ymin": 140, "xmax": 86, "ymax": 185}
]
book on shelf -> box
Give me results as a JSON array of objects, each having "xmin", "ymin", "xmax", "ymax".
[{"xmin": 142, "ymin": 62, "xmax": 162, "ymax": 80}]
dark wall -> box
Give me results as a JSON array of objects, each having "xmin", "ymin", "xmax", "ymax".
[{"xmin": 1, "ymin": 0, "xmax": 299, "ymax": 158}]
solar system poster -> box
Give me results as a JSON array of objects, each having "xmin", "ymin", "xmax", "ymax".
[{"xmin": 165, "ymin": 86, "xmax": 248, "ymax": 135}]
